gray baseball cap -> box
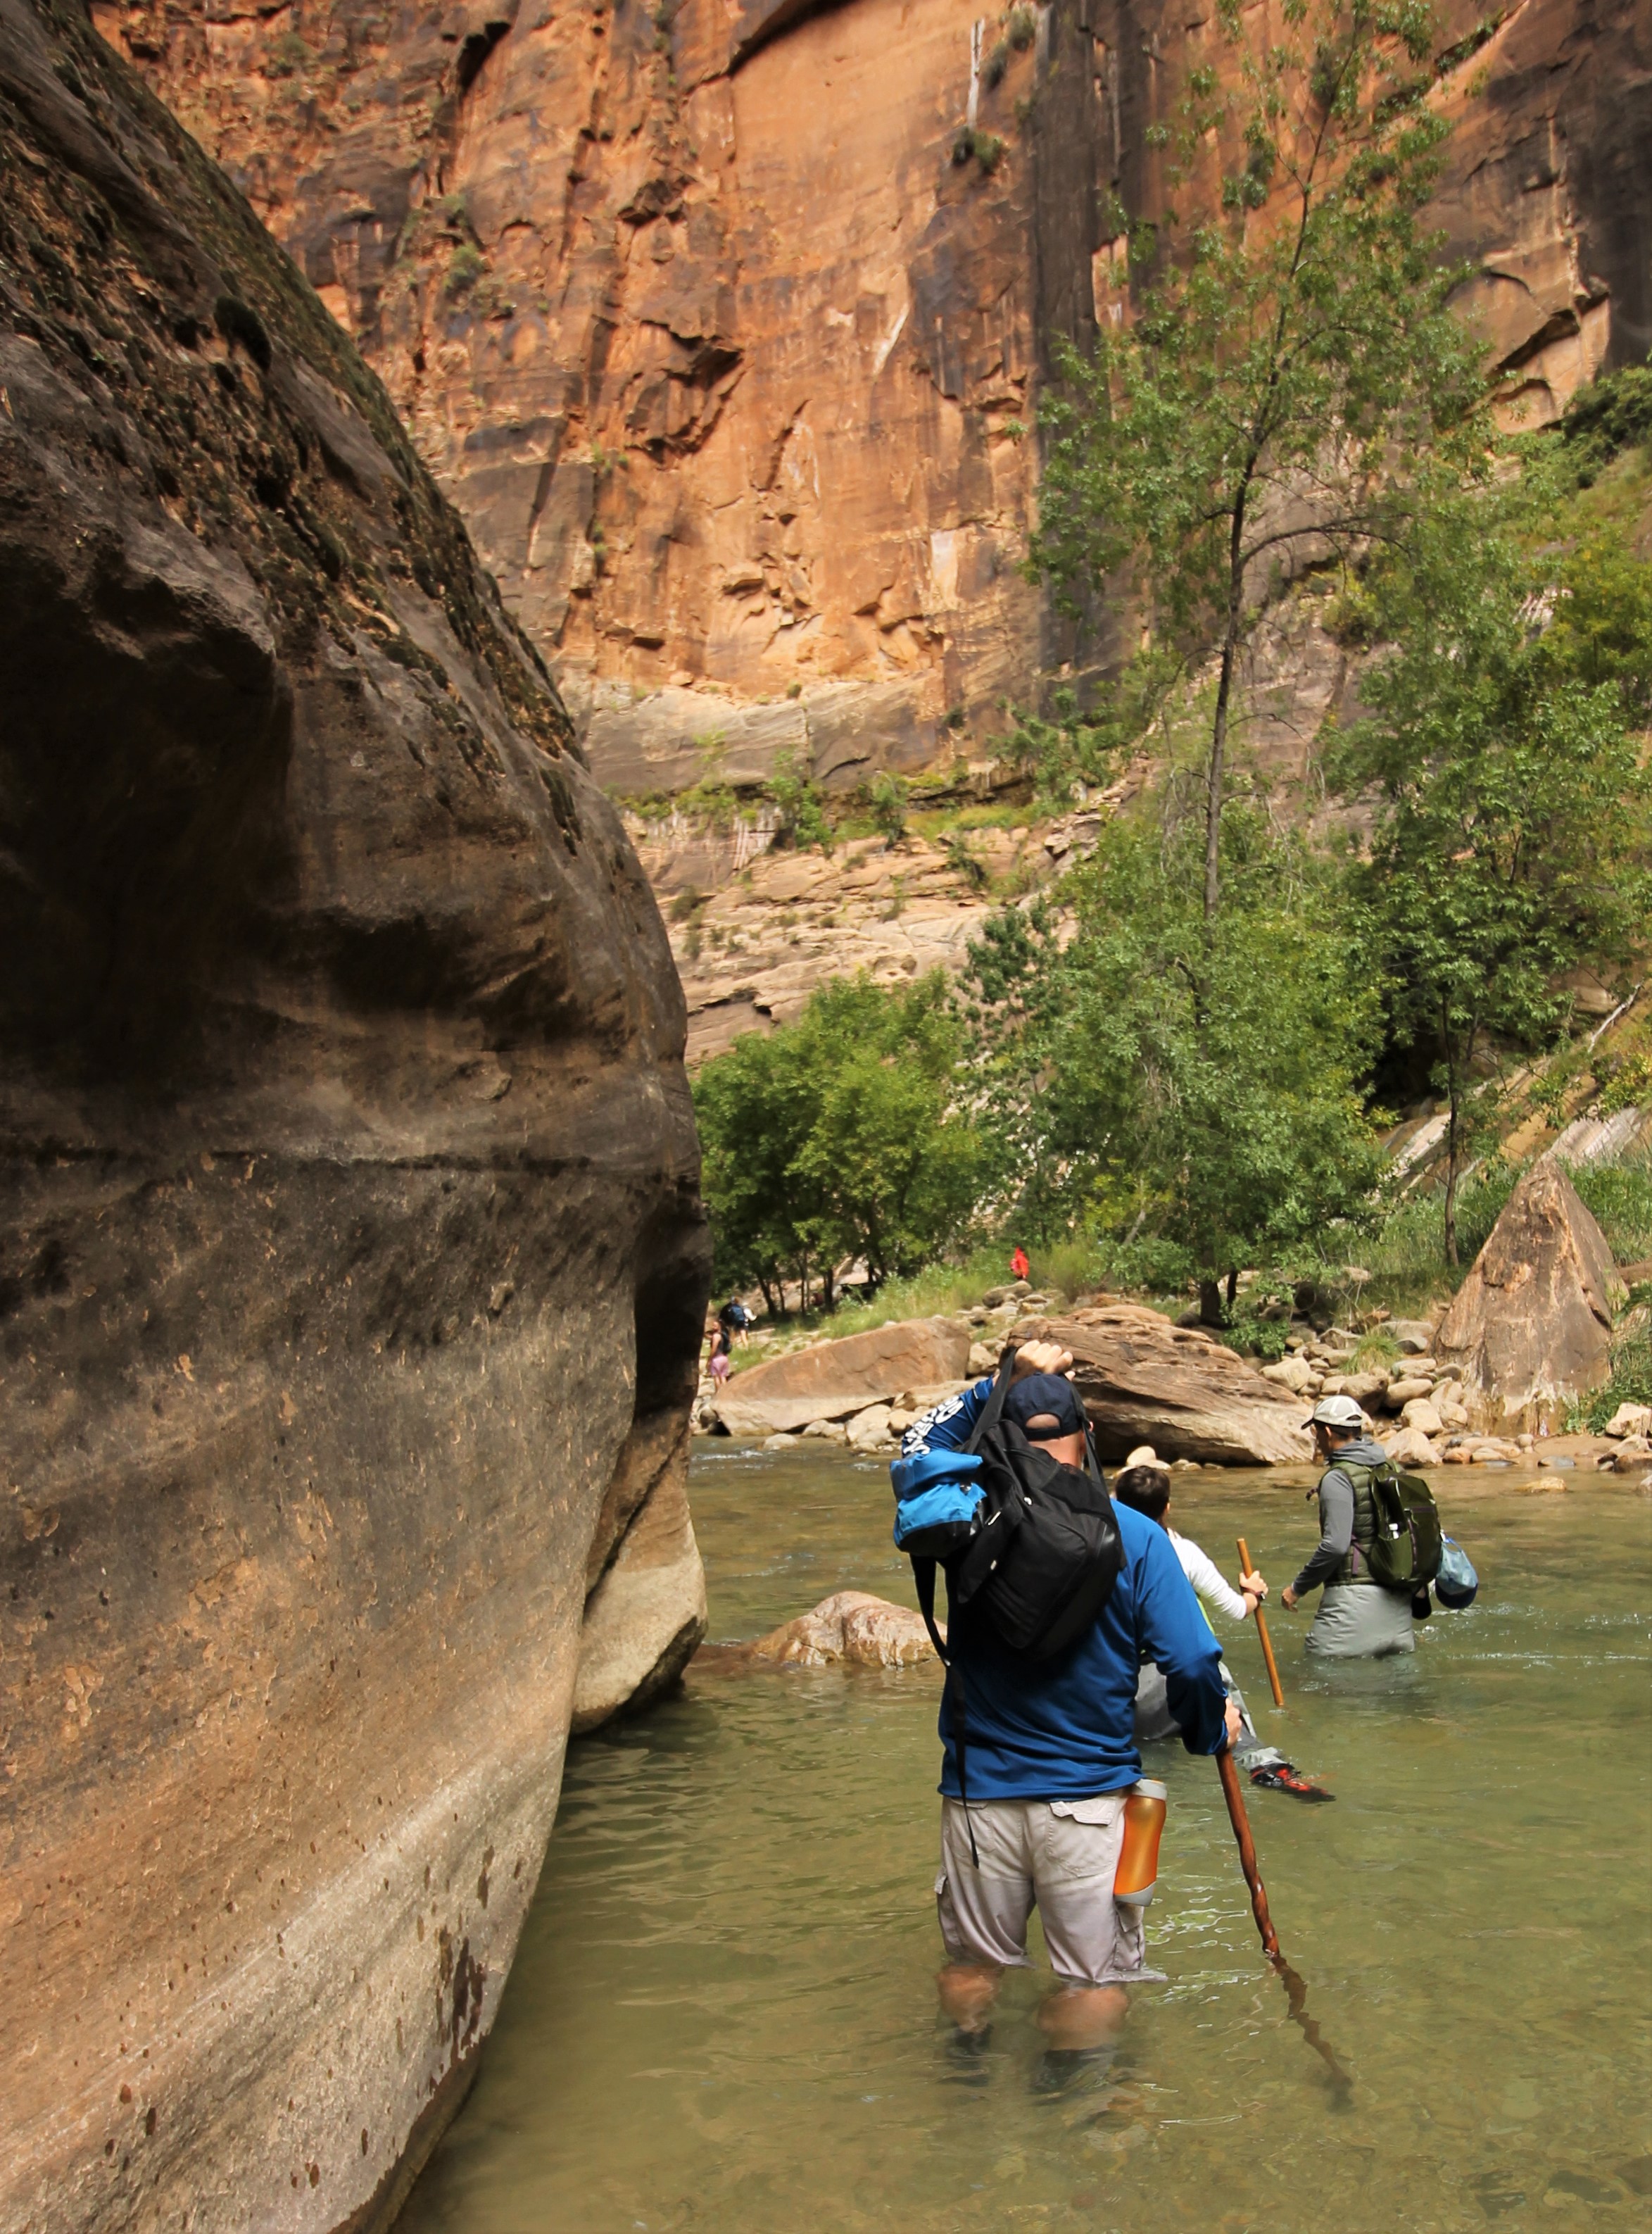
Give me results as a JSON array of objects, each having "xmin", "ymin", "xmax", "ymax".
[{"xmin": 1303, "ymin": 1393, "xmax": 1366, "ymax": 1432}]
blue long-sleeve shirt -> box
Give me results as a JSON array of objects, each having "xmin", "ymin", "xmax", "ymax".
[{"xmin": 895, "ymin": 1379, "xmax": 1230, "ymax": 1798}]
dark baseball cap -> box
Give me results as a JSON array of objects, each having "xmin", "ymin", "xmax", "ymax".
[{"xmin": 1004, "ymin": 1373, "xmax": 1087, "ymax": 1441}]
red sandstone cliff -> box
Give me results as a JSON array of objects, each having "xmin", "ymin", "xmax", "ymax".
[{"xmin": 94, "ymin": 0, "xmax": 1649, "ymax": 801}]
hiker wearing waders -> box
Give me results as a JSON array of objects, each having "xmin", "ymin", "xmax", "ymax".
[
  {"xmin": 892, "ymin": 1344, "xmax": 1238, "ymax": 2092},
  {"xmin": 1282, "ymin": 1394, "xmax": 1416, "ymax": 1658}
]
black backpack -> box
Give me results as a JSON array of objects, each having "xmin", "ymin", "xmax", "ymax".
[{"xmin": 1361, "ymin": 1463, "xmax": 1444, "ymax": 1594}]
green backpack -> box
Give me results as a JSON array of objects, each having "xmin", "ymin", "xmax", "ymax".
[{"xmin": 1363, "ymin": 1464, "xmax": 1444, "ymax": 1593}]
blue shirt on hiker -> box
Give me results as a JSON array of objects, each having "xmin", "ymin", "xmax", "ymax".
[{"xmin": 895, "ymin": 1377, "xmax": 1230, "ymax": 1800}]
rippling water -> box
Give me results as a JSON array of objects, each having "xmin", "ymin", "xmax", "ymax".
[{"xmin": 401, "ymin": 1448, "xmax": 1652, "ymax": 2233}]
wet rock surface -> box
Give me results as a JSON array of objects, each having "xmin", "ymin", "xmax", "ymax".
[
  {"xmin": 702, "ymin": 1590, "xmax": 940, "ymax": 1670},
  {"xmin": 0, "ymin": 4, "xmax": 707, "ymax": 2228}
]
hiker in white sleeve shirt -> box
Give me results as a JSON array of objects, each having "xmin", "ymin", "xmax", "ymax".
[{"xmin": 1114, "ymin": 1448, "xmax": 1332, "ymax": 1803}]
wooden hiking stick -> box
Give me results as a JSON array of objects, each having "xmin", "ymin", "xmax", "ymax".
[
  {"xmin": 1237, "ymin": 1535, "xmax": 1285, "ymax": 1708},
  {"xmin": 1216, "ymin": 1749, "xmax": 1353, "ymax": 2100}
]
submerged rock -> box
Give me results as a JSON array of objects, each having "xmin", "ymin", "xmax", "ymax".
[
  {"xmin": 721, "ymin": 1591, "xmax": 939, "ymax": 1669},
  {"xmin": 0, "ymin": 6, "xmax": 706, "ymax": 2228}
]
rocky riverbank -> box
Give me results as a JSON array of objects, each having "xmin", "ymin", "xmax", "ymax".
[{"xmin": 697, "ymin": 1141, "xmax": 1652, "ymax": 1477}]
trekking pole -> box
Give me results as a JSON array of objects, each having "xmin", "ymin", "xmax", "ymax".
[
  {"xmin": 1216, "ymin": 1749, "xmax": 1354, "ymax": 2101},
  {"xmin": 1236, "ymin": 1536, "xmax": 1285, "ymax": 1708}
]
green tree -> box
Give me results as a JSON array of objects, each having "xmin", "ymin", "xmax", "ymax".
[
  {"xmin": 768, "ymin": 749, "xmax": 831, "ymax": 851},
  {"xmin": 693, "ymin": 974, "xmax": 978, "ymax": 1309},
  {"xmin": 868, "ymin": 772, "xmax": 909, "ymax": 844},
  {"xmin": 1033, "ymin": 0, "xmax": 1484, "ymax": 919},
  {"xmin": 963, "ymin": 801, "xmax": 1385, "ymax": 1320},
  {"xmin": 1329, "ymin": 459, "xmax": 1652, "ymax": 1263}
]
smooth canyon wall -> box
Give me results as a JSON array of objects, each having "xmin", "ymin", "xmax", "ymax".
[{"xmin": 0, "ymin": 0, "xmax": 708, "ymax": 2226}]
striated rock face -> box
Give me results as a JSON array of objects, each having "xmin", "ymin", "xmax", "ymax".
[
  {"xmin": 93, "ymin": 0, "xmax": 1651, "ymax": 803},
  {"xmin": 1101, "ymin": 0, "xmax": 1649, "ymax": 430},
  {"xmin": 95, "ymin": 0, "xmax": 1074, "ymax": 788},
  {"xmin": 0, "ymin": 4, "xmax": 707, "ymax": 2229},
  {"xmin": 1436, "ymin": 1162, "xmax": 1626, "ymax": 1422}
]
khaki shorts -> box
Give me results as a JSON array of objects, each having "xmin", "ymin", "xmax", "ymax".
[{"xmin": 935, "ymin": 1795, "xmax": 1157, "ymax": 1990}]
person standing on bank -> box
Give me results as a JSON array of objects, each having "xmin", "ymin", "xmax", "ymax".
[
  {"xmin": 1281, "ymin": 1393, "xmax": 1416, "ymax": 1659},
  {"xmin": 893, "ymin": 1345, "xmax": 1240, "ymax": 2087}
]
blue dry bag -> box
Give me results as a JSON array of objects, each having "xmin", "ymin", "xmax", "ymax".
[
  {"xmin": 890, "ymin": 1448, "xmax": 985, "ymax": 1558},
  {"xmin": 1435, "ymin": 1536, "xmax": 1479, "ymax": 1609}
]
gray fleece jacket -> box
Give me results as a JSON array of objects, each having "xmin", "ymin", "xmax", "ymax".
[{"xmin": 1292, "ymin": 1436, "xmax": 1389, "ymax": 1596}]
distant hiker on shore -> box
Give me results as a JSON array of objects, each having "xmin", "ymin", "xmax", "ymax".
[
  {"xmin": 718, "ymin": 1298, "xmax": 754, "ymax": 1348},
  {"xmin": 1112, "ymin": 1457, "xmax": 1330, "ymax": 1802},
  {"xmin": 891, "ymin": 1345, "xmax": 1239, "ymax": 2092},
  {"xmin": 707, "ymin": 1322, "xmax": 733, "ymax": 1387},
  {"xmin": 1009, "ymin": 1244, "xmax": 1030, "ymax": 1282},
  {"xmin": 1282, "ymin": 1395, "xmax": 1417, "ymax": 1658}
]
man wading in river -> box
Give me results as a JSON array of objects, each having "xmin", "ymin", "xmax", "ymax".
[
  {"xmin": 893, "ymin": 1343, "xmax": 1238, "ymax": 2090},
  {"xmin": 1282, "ymin": 1393, "xmax": 1416, "ymax": 1658}
]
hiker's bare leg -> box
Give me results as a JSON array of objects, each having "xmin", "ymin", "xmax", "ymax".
[
  {"xmin": 1038, "ymin": 1983, "xmax": 1128, "ymax": 2052},
  {"xmin": 938, "ymin": 1961, "xmax": 1001, "ymax": 2035}
]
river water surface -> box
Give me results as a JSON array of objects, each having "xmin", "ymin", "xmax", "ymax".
[{"xmin": 402, "ymin": 1448, "xmax": 1651, "ymax": 2233}]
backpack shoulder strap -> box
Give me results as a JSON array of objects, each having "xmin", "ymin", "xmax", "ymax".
[
  {"xmin": 1083, "ymin": 1422, "xmax": 1106, "ymax": 1493},
  {"xmin": 963, "ymin": 1346, "xmax": 1018, "ymax": 1455},
  {"xmin": 914, "ymin": 1556, "xmax": 979, "ymax": 1866},
  {"xmin": 913, "ymin": 1555, "xmax": 949, "ymax": 1666}
]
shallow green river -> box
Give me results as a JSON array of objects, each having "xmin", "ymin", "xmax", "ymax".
[{"xmin": 403, "ymin": 1448, "xmax": 1651, "ymax": 2233}]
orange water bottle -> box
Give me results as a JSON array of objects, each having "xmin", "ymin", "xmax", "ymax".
[{"xmin": 1113, "ymin": 1778, "xmax": 1167, "ymax": 1907}]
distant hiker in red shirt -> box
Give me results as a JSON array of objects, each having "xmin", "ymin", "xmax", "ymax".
[{"xmin": 1010, "ymin": 1245, "xmax": 1030, "ymax": 1282}]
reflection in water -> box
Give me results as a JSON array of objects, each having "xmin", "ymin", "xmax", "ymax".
[{"xmin": 402, "ymin": 1448, "xmax": 1652, "ymax": 2233}]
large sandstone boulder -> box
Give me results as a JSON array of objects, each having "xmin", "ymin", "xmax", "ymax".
[
  {"xmin": 712, "ymin": 1315, "xmax": 971, "ymax": 1435},
  {"xmin": 1019, "ymin": 1308, "xmax": 1314, "ymax": 1466},
  {"xmin": 0, "ymin": 8, "xmax": 707, "ymax": 2230},
  {"xmin": 1436, "ymin": 1163, "xmax": 1626, "ymax": 1422},
  {"xmin": 571, "ymin": 1414, "xmax": 708, "ymax": 1736},
  {"xmin": 1385, "ymin": 1426, "xmax": 1442, "ymax": 1469}
]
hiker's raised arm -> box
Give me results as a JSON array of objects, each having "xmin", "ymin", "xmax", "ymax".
[{"xmin": 1010, "ymin": 1340, "xmax": 1073, "ymax": 1382}]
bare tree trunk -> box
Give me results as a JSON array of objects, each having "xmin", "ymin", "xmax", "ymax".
[
  {"xmin": 1199, "ymin": 1277, "xmax": 1226, "ymax": 1326},
  {"xmin": 1442, "ymin": 1012, "xmax": 1462, "ymax": 1269},
  {"xmin": 1226, "ymin": 1267, "xmax": 1240, "ymax": 1312},
  {"xmin": 1204, "ymin": 508, "xmax": 1249, "ymax": 924}
]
